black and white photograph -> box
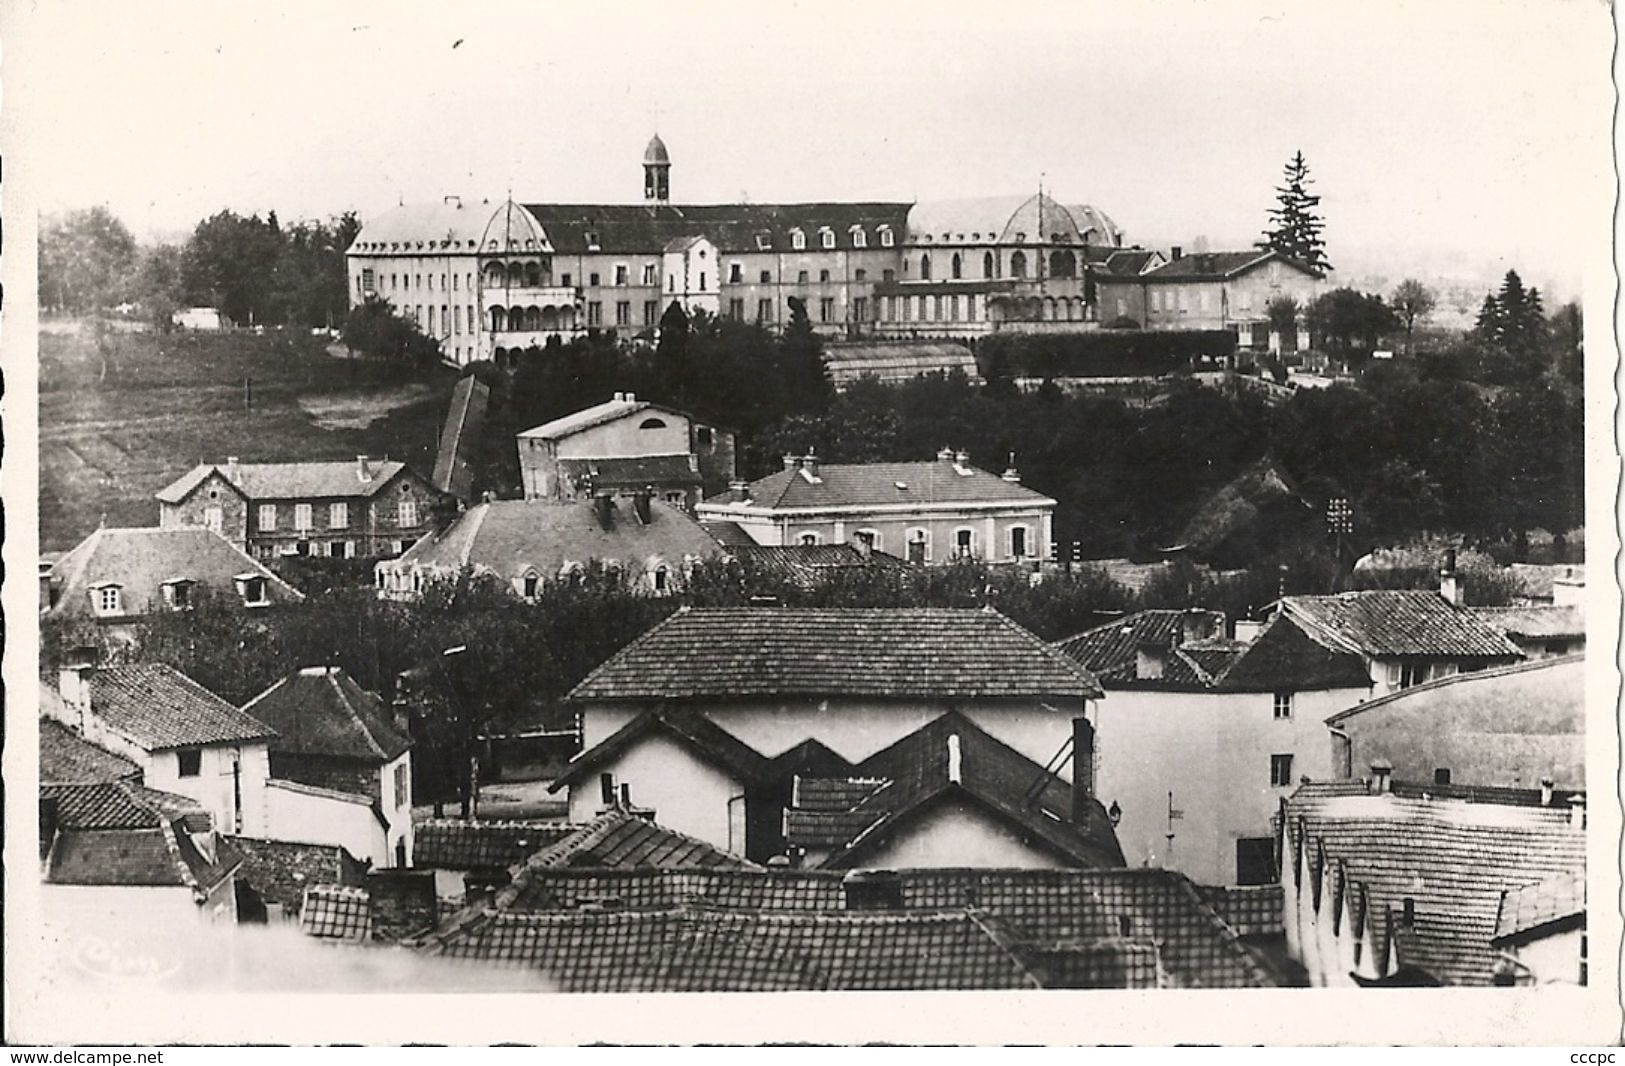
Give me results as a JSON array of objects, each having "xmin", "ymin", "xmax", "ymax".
[{"xmin": 3, "ymin": 0, "xmax": 1619, "ymax": 1047}]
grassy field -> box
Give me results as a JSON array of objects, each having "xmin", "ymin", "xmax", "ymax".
[{"xmin": 40, "ymin": 323, "xmax": 457, "ymax": 552}]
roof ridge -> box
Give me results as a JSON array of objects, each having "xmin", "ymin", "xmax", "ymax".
[{"xmin": 328, "ymin": 671, "xmax": 390, "ymax": 760}]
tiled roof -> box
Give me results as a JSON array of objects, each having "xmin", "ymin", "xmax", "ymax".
[
  {"xmin": 301, "ymin": 884, "xmax": 374, "ymax": 941},
  {"xmin": 241, "ymin": 667, "xmax": 411, "ymax": 763},
  {"xmin": 1101, "ymin": 249, "xmax": 1161, "ymax": 277},
  {"xmin": 156, "ymin": 458, "xmax": 412, "ymax": 503},
  {"xmin": 42, "ymin": 780, "xmax": 207, "ymax": 831},
  {"xmin": 1277, "ymin": 591, "xmax": 1524, "ymax": 660},
  {"xmin": 523, "ymin": 809, "xmax": 757, "ymax": 871},
  {"xmin": 434, "ymin": 906, "xmax": 1040, "ymax": 991},
  {"xmin": 524, "ymin": 202, "xmax": 913, "ymax": 257},
  {"xmin": 225, "ymin": 836, "xmax": 367, "ymax": 915},
  {"xmin": 44, "ymin": 526, "xmax": 303, "ymax": 621},
  {"xmin": 570, "ymin": 606, "xmax": 1103, "ymax": 701},
  {"xmin": 557, "ymin": 454, "xmax": 701, "ymax": 489},
  {"xmin": 432, "ymin": 374, "xmax": 490, "ymax": 502},
  {"xmin": 784, "ymin": 712, "xmax": 1124, "ymax": 870},
  {"xmin": 1213, "ymin": 613, "xmax": 1372, "ymax": 692},
  {"xmin": 1135, "ymin": 249, "xmax": 1322, "ymax": 282},
  {"xmin": 1466, "ymin": 605, "xmax": 1586, "ymax": 641},
  {"xmin": 1284, "ymin": 783, "xmax": 1585, "ymax": 985},
  {"xmin": 1492, "ymin": 872, "xmax": 1585, "ymax": 943},
  {"xmin": 550, "ymin": 707, "xmax": 775, "ymax": 792},
  {"xmin": 387, "ymin": 498, "xmax": 720, "ymax": 581},
  {"xmin": 415, "ymin": 819, "xmax": 578, "ymax": 871},
  {"xmin": 434, "ymin": 866, "xmax": 1271, "ymax": 989},
  {"xmin": 348, "ymin": 199, "xmax": 495, "ymax": 251},
  {"xmin": 89, "ymin": 663, "xmax": 278, "ymax": 751},
  {"xmin": 1051, "ymin": 610, "xmax": 1227, "ymax": 690},
  {"xmin": 702, "ymin": 455, "xmax": 1053, "ymax": 512},
  {"xmin": 733, "ymin": 544, "xmax": 912, "ymax": 589},
  {"xmin": 822, "ymin": 342, "xmax": 982, "ymax": 388},
  {"xmin": 46, "ymin": 818, "xmax": 240, "ymax": 892},
  {"xmin": 39, "ymin": 716, "xmax": 140, "ymax": 785},
  {"xmin": 699, "ymin": 520, "xmax": 756, "ymax": 548}
]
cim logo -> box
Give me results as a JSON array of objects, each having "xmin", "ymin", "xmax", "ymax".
[{"xmin": 68, "ymin": 931, "xmax": 183, "ymax": 985}]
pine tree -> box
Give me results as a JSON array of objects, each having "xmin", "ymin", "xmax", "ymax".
[{"xmin": 1258, "ymin": 151, "xmax": 1331, "ymax": 272}]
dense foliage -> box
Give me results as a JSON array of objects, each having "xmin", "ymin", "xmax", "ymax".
[
  {"xmin": 978, "ymin": 330, "xmax": 1238, "ymax": 381},
  {"xmin": 1258, "ymin": 151, "xmax": 1331, "ymax": 272}
]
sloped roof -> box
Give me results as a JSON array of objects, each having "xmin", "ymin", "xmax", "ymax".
[
  {"xmin": 156, "ymin": 459, "xmax": 412, "ymax": 503},
  {"xmin": 569, "ymin": 607, "xmax": 1103, "ymax": 702},
  {"xmin": 524, "ymin": 202, "xmax": 912, "ymax": 257},
  {"xmin": 732, "ymin": 544, "xmax": 911, "ymax": 589},
  {"xmin": 822, "ymin": 342, "xmax": 982, "ymax": 388},
  {"xmin": 1137, "ymin": 249, "xmax": 1323, "ymax": 282},
  {"xmin": 433, "ymin": 906, "xmax": 1040, "ymax": 991},
  {"xmin": 225, "ymin": 836, "xmax": 366, "ymax": 914},
  {"xmin": 523, "ymin": 808, "xmax": 757, "ymax": 871},
  {"xmin": 389, "ymin": 498, "xmax": 720, "ymax": 581},
  {"xmin": 550, "ymin": 707, "xmax": 775, "ymax": 792},
  {"xmin": 429, "ymin": 865, "xmax": 1272, "ymax": 989},
  {"xmin": 1466, "ymin": 605, "xmax": 1586, "ymax": 641},
  {"xmin": 432, "ymin": 374, "xmax": 490, "ymax": 502},
  {"xmin": 45, "ymin": 526, "xmax": 303, "ymax": 621},
  {"xmin": 1051, "ymin": 610, "xmax": 1241, "ymax": 690},
  {"xmin": 46, "ymin": 818, "xmax": 240, "ymax": 891},
  {"xmin": 1101, "ymin": 249, "xmax": 1162, "ymax": 277},
  {"xmin": 1325, "ymin": 653, "xmax": 1584, "ymax": 729},
  {"xmin": 301, "ymin": 884, "xmax": 374, "ymax": 941},
  {"xmin": 1277, "ymin": 591, "xmax": 1525, "ymax": 659},
  {"xmin": 1213, "ymin": 613, "xmax": 1372, "ymax": 692},
  {"xmin": 516, "ymin": 396, "xmax": 652, "ymax": 440},
  {"xmin": 1492, "ymin": 872, "xmax": 1585, "ymax": 943},
  {"xmin": 39, "ymin": 716, "xmax": 141, "ymax": 785},
  {"xmin": 704, "ymin": 455, "xmax": 1052, "ymax": 512},
  {"xmin": 241, "ymin": 667, "xmax": 411, "ymax": 763},
  {"xmin": 1284, "ymin": 783, "xmax": 1585, "ymax": 985},
  {"xmin": 348, "ymin": 199, "xmax": 497, "ymax": 252},
  {"xmin": 699, "ymin": 520, "xmax": 756, "ymax": 548},
  {"xmin": 89, "ymin": 663, "xmax": 278, "ymax": 751},
  {"xmin": 557, "ymin": 454, "xmax": 701, "ymax": 489},
  {"xmin": 42, "ymin": 780, "xmax": 208, "ymax": 831},
  {"xmin": 415, "ymin": 820, "xmax": 578, "ymax": 871},
  {"xmin": 784, "ymin": 712, "xmax": 1123, "ymax": 870}
]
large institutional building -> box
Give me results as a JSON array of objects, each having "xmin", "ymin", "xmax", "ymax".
[{"xmin": 345, "ymin": 136, "xmax": 1139, "ymax": 366}]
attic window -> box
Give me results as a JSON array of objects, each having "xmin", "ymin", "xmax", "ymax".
[
  {"xmin": 585, "ymin": 231, "xmax": 601, "ymax": 251},
  {"xmin": 756, "ymin": 233, "xmax": 772, "ymax": 252},
  {"xmin": 235, "ymin": 574, "xmax": 269, "ymax": 607},
  {"xmin": 850, "ymin": 227, "xmax": 867, "ymax": 248},
  {"xmin": 639, "ymin": 417, "xmax": 668, "ymax": 430},
  {"xmin": 161, "ymin": 579, "xmax": 196, "ymax": 610},
  {"xmin": 879, "ymin": 228, "xmax": 894, "ymax": 248},
  {"xmin": 790, "ymin": 229, "xmax": 806, "ymax": 251},
  {"xmin": 894, "ymin": 481, "xmax": 908, "ymax": 491},
  {"xmin": 523, "ymin": 572, "xmax": 541, "ymax": 599},
  {"xmin": 91, "ymin": 584, "xmax": 123, "ymax": 615}
]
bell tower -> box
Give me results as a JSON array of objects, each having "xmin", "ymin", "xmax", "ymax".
[{"xmin": 643, "ymin": 133, "xmax": 671, "ymax": 204}]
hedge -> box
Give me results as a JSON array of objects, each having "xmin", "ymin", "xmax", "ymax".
[{"xmin": 980, "ymin": 329, "xmax": 1238, "ymax": 379}]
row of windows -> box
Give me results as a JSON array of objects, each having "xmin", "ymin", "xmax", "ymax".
[
  {"xmin": 883, "ymin": 293, "xmax": 983, "ymax": 325},
  {"xmin": 255, "ymin": 500, "xmax": 418, "ymax": 532},
  {"xmin": 91, "ymin": 575, "xmax": 269, "ymax": 616},
  {"xmin": 257, "ymin": 539, "xmax": 407, "ymax": 560},
  {"xmin": 402, "ymin": 304, "xmax": 477, "ymax": 338},
  {"xmin": 776, "ymin": 225, "xmax": 893, "ymax": 252},
  {"xmin": 362, "ymin": 270, "xmax": 476, "ymax": 294},
  {"xmin": 793, "ymin": 525, "xmax": 1035, "ymax": 561}
]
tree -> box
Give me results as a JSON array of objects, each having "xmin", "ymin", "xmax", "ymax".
[
  {"xmin": 1258, "ymin": 151, "xmax": 1331, "ymax": 272},
  {"xmin": 39, "ymin": 206, "xmax": 138, "ymax": 314},
  {"xmin": 342, "ymin": 297, "xmax": 442, "ymax": 366},
  {"xmin": 1265, "ymin": 295, "xmax": 1300, "ymax": 346},
  {"xmin": 1390, "ymin": 279, "xmax": 1436, "ymax": 354},
  {"xmin": 1304, "ymin": 288, "xmax": 1397, "ymax": 356}
]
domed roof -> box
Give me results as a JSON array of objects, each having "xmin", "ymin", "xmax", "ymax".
[
  {"xmin": 644, "ymin": 133, "xmax": 670, "ymax": 165},
  {"xmin": 905, "ymin": 193, "xmax": 1122, "ymax": 246},
  {"xmin": 476, "ymin": 201, "xmax": 552, "ymax": 254}
]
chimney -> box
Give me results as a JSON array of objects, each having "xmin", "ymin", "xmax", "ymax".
[
  {"xmin": 225, "ymin": 456, "xmax": 241, "ymax": 484},
  {"xmin": 954, "ymin": 449, "xmax": 970, "ymax": 467},
  {"xmin": 57, "ymin": 647, "xmax": 99, "ymax": 731},
  {"xmin": 624, "ymin": 392, "xmax": 636, "ymax": 403},
  {"xmin": 936, "ymin": 446, "xmax": 955, "ymax": 462},
  {"xmin": 841, "ymin": 869, "xmax": 903, "ymax": 911},
  {"xmin": 1539, "ymin": 777, "xmax": 1555, "ymax": 807},
  {"xmin": 1553, "ymin": 575, "xmax": 1584, "ymax": 607},
  {"xmin": 1170, "ymin": 245, "xmax": 1183, "ymax": 261},
  {"xmin": 1178, "ymin": 609, "xmax": 1223, "ymax": 646},
  {"xmin": 1072, "ymin": 717, "xmax": 1096, "ymax": 814},
  {"xmin": 1369, "ymin": 759, "xmax": 1392, "ymax": 795},
  {"xmin": 801, "ymin": 451, "xmax": 820, "ymax": 479},
  {"xmin": 632, "ymin": 491, "xmax": 653, "ymax": 525},
  {"xmin": 1439, "ymin": 548, "xmax": 1461, "ymax": 607},
  {"xmin": 946, "ymin": 733, "xmax": 962, "ymax": 785},
  {"xmin": 599, "ymin": 772, "xmax": 616, "ymax": 809},
  {"xmin": 1135, "ymin": 643, "xmax": 1167, "ymax": 681},
  {"xmin": 728, "ymin": 478, "xmax": 751, "ymax": 503},
  {"xmin": 782, "ymin": 453, "xmax": 800, "ymax": 472},
  {"xmin": 593, "ymin": 494, "xmax": 615, "ymax": 530},
  {"xmin": 1569, "ymin": 794, "xmax": 1587, "ymax": 829},
  {"xmin": 357, "ymin": 455, "xmax": 374, "ymax": 482},
  {"xmin": 1233, "ymin": 619, "xmax": 1264, "ymax": 643},
  {"xmin": 619, "ymin": 783, "xmax": 633, "ymax": 809},
  {"xmin": 1002, "ymin": 452, "xmax": 1021, "ymax": 483}
]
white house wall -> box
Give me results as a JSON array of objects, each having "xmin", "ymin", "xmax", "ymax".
[
  {"xmin": 87, "ymin": 722, "xmax": 272, "ymax": 839},
  {"xmin": 852, "ymin": 800, "xmax": 1070, "ymax": 870},
  {"xmin": 263, "ymin": 784, "xmax": 389, "ymax": 869},
  {"xmin": 565, "ymin": 731, "xmax": 748, "ymax": 854}
]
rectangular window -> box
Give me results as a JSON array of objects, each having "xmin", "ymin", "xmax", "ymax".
[
  {"xmin": 1434, "ymin": 767, "xmax": 1452, "ymax": 786},
  {"xmin": 164, "ymin": 581, "xmax": 192, "ymax": 609},
  {"xmin": 588, "ymin": 302, "xmax": 603, "ymax": 326},
  {"xmin": 96, "ymin": 586, "xmax": 122, "ymax": 614},
  {"xmin": 330, "ymin": 540, "xmax": 348, "ymax": 558},
  {"xmin": 589, "ymin": 272, "xmax": 601, "ymax": 287},
  {"xmin": 1010, "ymin": 526, "xmax": 1028, "ymax": 559},
  {"xmin": 399, "ymin": 499, "xmax": 419, "ymax": 527},
  {"xmin": 467, "ymin": 305, "xmax": 475, "ymax": 333},
  {"xmin": 955, "ymin": 529, "xmax": 974, "ymax": 558},
  {"xmin": 239, "ymin": 576, "xmax": 268, "ymax": 606},
  {"xmin": 393, "ymin": 762, "xmax": 410, "ymax": 808},
  {"xmin": 967, "ymin": 295, "xmax": 978, "ymax": 322},
  {"xmin": 452, "ymin": 273, "xmax": 458, "ymax": 291},
  {"xmin": 668, "ymin": 276, "xmax": 676, "ymax": 293},
  {"xmin": 585, "ymin": 231, "xmax": 600, "ymax": 250},
  {"xmin": 818, "ymin": 269, "xmax": 831, "ymax": 283},
  {"xmin": 797, "ymin": 270, "xmax": 809, "ymax": 284},
  {"xmin": 759, "ymin": 269, "xmax": 773, "ymax": 284},
  {"xmin": 615, "ymin": 301, "xmax": 631, "ymax": 326},
  {"xmin": 204, "ymin": 506, "xmax": 223, "ymax": 533},
  {"xmin": 427, "ymin": 306, "xmax": 436, "ymax": 334},
  {"xmin": 454, "ymin": 306, "xmax": 462, "ymax": 334},
  {"xmin": 1273, "ymin": 692, "xmax": 1294, "ymax": 719},
  {"xmin": 853, "ymin": 297, "xmax": 869, "ymax": 322},
  {"xmin": 644, "ymin": 301, "xmax": 658, "ymax": 326},
  {"xmin": 643, "ymin": 263, "xmax": 657, "ymax": 285},
  {"xmin": 1270, "ymin": 753, "xmax": 1294, "ymax": 788},
  {"xmin": 757, "ymin": 298, "xmax": 773, "ymax": 322},
  {"xmin": 330, "ymin": 502, "xmax": 348, "ymax": 529},
  {"xmin": 855, "ymin": 268, "xmax": 868, "ymax": 282},
  {"xmin": 729, "ymin": 263, "xmax": 743, "ymax": 284},
  {"xmin": 729, "ymin": 298, "xmax": 745, "ymax": 320},
  {"xmin": 177, "ymin": 749, "xmax": 202, "ymax": 778},
  {"xmin": 819, "ymin": 297, "xmax": 835, "ymax": 323},
  {"xmin": 1235, "ymin": 837, "xmax": 1277, "ymax": 886},
  {"xmin": 820, "ymin": 230, "xmax": 835, "ymax": 250},
  {"xmin": 259, "ymin": 504, "xmax": 277, "ymax": 531},
  {"xmin": 615, "ymin": 265, "xmax": 628, "ymax": 286},
  {"xmin": 294, "ymin": 503, "xmax": 313, "ymax": 532},
  {"xmin": 561, "ymin": 272, "xmax": 572, "ymax": 288},
  {"xmin": 852, "ymin": 229, "xmax": 867, "ymax": 248}
]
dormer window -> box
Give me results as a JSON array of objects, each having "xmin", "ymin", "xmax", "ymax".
[
  {"xmin": 756, "ymin": 233, "xmax": 772, "ymax": 252},
  {"xmin": 879, "ymin": 227, "xmax": 894, "ymax": 248},
  {"xmin": 91, "ymin": 583, "xmax": 123, "ymax": 616},
  {"xmin": 235, "ymin": 574, "xmax": 269, "ymax": 607},
  {"xmin": 652, "ymin": 565, "xmax": 670, "ymax": 593},
  {"xmin": 819, "ymin": 228, "xmax": 835, "ymax": 250},
  {"xmin": 522, "ymin": 571, "xmax": 541, "ymax": 599},
  {"xmin": 850, "ymin": 226, "xmax": 867, "ymax": 248},
  {"xmin": 790, "ymin": 229, "xmax": 806, "ymax": 251},
  {"xmin": 161, "ymin": 579, "xmax": 196, "ymax": 610},
  {"xmin": 585, "ymin": 231, "xmax": 601, "ymax": 251}
]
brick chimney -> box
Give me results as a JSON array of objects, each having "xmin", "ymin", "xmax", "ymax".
[
  {"xmin": 57, "ymin": 656, "xmax": 97, "ymax": 733},
  {"xmin": 783, "ymin": 453, "xmax": 800, "ymax": 472},
  {"xmin": 225, "ymin": 456, "xmax": 242, "ymax": 484},
  {"xmin": 728, "ymin": 479, "xmax": 751, "ymax": 503},
  {"xmin": 357, "ymin": 455, "xmax": 374, "ymax": 482},
  {"xmin": 1002, "ymin": 452, "xmax": 1022, "ymax": 483},
  {"xmin": 1369, "ymin": 759, "xmax": 1393, "ymax": 795},
  {"xmin": 936, "ymin": 446, "xmax": 955, "ymax": 462},
  {"xmin": 1569, "ymin": 794, "xmax": 1587, "ymax": 829},
  {"xmin": 1170, "ymin": 245, "xmax": 1183, "ymax": 261},
  {"xmin": 1540, "ymin": 776, "xmax": 1555, "ymax": 807},
  {"xmin": 1439, "ymin": 548, "xmax": 1461, "ymax": 607},
  {"xmin": 801, "ymin": 451, "xmax": 820, "ymax": 480}
]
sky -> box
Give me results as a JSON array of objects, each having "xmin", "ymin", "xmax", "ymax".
[{"xmin": 7, "ymin": 0, "xmax": 1614, "ymax": 299}]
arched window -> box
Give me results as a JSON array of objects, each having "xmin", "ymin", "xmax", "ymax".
[
  {"xmin": 525, "ymin": 262, "xmax": 543, "ymax": 287},
  {"xmin": 1008, "ymin": 525, "xmax": 1032, "ymax": 560},
  {"xmin": 490, "ymin": 307, "xmax": 507, "ymax": 332},
  {"xmin": 651, "ymin": 565, "xmax": 671, "ymax": 593},
  {"xmin": 639, "ymin": 417, "xmax": 668, "ymax": 430},
  {"xmin": 522, "ymin": 571, "xmax": 541, "ymax": 599},
  {"xmin": 919, "ymin": 254, "xmax": 932, "ymax": 281},
  {"xmin": 507, "ymin": 263, "xmax": 526, "ymax": 286},
  {"xmin": 983, "ymin": 251, "xmax": 996, "ymax": 279},
  {"xmin": 798, "ymin": 532, "xmax": 821, "ymax": 546},
  {"xmin": 854, "ymin": 529, "xmax": 881, "ymax": 552},
  {"xmin": 954, "ymin": 527, "xmax": 976, "ymax": 559},
  {"xmin": 951, "ymin": 253, "xmax": 962, "ymax": 280},
  {"xmin": 1049, "ymin": 250, "xmax": 1076, "ymax": 279},
  {"xmin": 1010, "ymin": 252, "xmax": 1027, "ymax": 278}
]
